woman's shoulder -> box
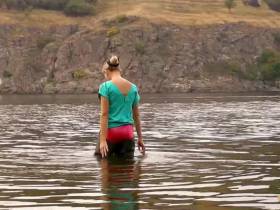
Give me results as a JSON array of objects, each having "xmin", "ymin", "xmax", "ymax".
[
  {"xmin": 127, "ymin": 81, "xmax": 138, "ymax": 90},
  {"xmin": 126, "ymin": 82, "xmax": 138, "ymax": 94},
  {"xmin": 99, "ymin": 81, "xmax": 112, "ymax": 88},
  {"xmin": 100, "ymin": 79, "xmax": 139, "ymax": 92}
]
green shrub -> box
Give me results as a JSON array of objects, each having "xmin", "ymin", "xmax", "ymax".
[
  {"xmin": 224, "ymin": 62, "xmax": 259, "ymax": 80},
  {"xmin": 3, "ymin": 0, "xmax": 28, "ymax": 10},
  {"xmin": 258, "ymin": 49, "xmax": 278, "ymax": 64},
  {"xmin": 72, "ymin": 69, "xmax": 88, "ymax": 80},
  {"xmin": 3, "ymin": 70, "xmax": 12, "ymax": 78},
  {"xmin": 1, "ymin": 0, "xmax": 69, "ymax": 10},
  {"xmin": 35, "ymin": 0, "xmax": 69, "ymax": 10},
  {"xmin": 260, "ymin": 63, "xmax": 280, "ymax": 80},
  {"xmin": 258, "ymin": 49, "xmax": 280, "ymax": 80},
  {"xmin": 224, "ymin": 0, "xmax": 237, "ymax": 12},
  {"xmin": 104, "ymin": 15, "xmax": 137, "ymax": 27},
  {"xmin": 225, "ymin": 62, "xmax": 241, "ymax": 75},
  {"xmin": 218, "ymin": 62, "xmax": 261, "ymax": 81},
  {"xmin": 107, "ymin": 26, "xmax": 120, "ymax": 37},
  {"xmin": 239, "ymin": 63, "xmax": 260, "ymax": 80},
  {"xmin": 205, "ymin": 50, "xmax": 280, "ymax": 81},
  {"xmin": 273, "ymin": 33, "xmax": 280, "ymax": 45},
  {"xmin": 43, "ymin": 81, "xmax": 57, "ymax": 94},
  {"xmin": 64, "ymin": 0, "xmax": 95, "ymax": 16},
  {"xmin": 37, "ymin": 36, "xmax": 55, "ymax": 50},
  {"xmin": 135, "ymin": 41, "xmax": 145, "ymax": 55},
  {"xmin": 0, "ymin": 0, "xmax": 96, "ymax": 13},
  {"xmin": 24, "ymin": 6, "xmax": 33, "ymax": 17},
  {"xmin": 206, "ymin": 61, "xmax": 258, "ymax": 80},
  {"xmin": 116, "ymin": 14, "xmax": 128, "ymax": 23}
]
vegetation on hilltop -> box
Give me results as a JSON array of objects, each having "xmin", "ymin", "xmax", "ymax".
[
  {"xmin": 225, "ymin": 0, "xmax": 237, "ymax": 12},
  {"xmin": 0, "ymin": 0, "xmax": 96, "ymax": 16},
  {"xmin": 64, "ymin": 0, "xmax": 95, "ymax": 16},
  {"xmin": 0, "ymin": 0, "xmax": 280, "ymax": 27},
  {"xmin": 1, "ymin": 0, "xmax": 280, "ymax": 18}
]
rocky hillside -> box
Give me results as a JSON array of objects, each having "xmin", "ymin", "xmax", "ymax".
[{"xmin": 0, "ymin": 15, "xmax": 280, "ymax": 93}]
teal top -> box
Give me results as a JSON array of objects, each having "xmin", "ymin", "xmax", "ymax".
[{"xmin": 98, "ymin": 80, "xmax": 140, "ymax": 128}]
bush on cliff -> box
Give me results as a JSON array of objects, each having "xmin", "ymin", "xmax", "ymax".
[
  {"xmin": 64, "ymin": 0, "xmax": 95, "ymax": 16},
  {"xmin": 107, "ymin": 26, "xmax": 120, "ymax": 37},
  {"xmin": 116, "ymin": 15, "xmax": 129, "ymax": 23},
  {"xmin": 1, "ymin": 0, "xmax": 28, "ymax": 10},
  {"xmin": 258, "ymin": 49, "xmax": 280, "ymax": 80},
  {"xmin": 29, "ymin": 0, "xmax": 69, "ymax": 10},
  {"xmin": 72, "ymin": 69, "xmax": 88, "ymax": 80},
  {"xmin": 37, "ymin": 36, "xmax": 55, "ymax": 49},
  {"xmin": 135, "ymin": 41, "xmax": 145, "ymax": 55},
  {"xmin": 224, "ymin": 0, "xmax": 236, "ymax": 13},
  {"xmin": 222, "ymin": 62, "xmax": 255, "ymax": 80},
  {"xmin": 3, "ymin": 70, "xmax": 12, "ymax": 78},
  {"xmin": 0, "ymin": 0, "xmax": 96, "ymax": 16},
  {"xmin": 273, "ymin": 33, "xmax": 280, "ymax": 45},
  {"xmin": 1, "ymin": 0, "xmax": 68, "ymax": 10}
]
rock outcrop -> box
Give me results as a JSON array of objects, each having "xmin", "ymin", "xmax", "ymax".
[
  {"xmin": 0, "ymin": 18, "xmax": 279, "ymax": 94},
  {"xmin": 266, "ymin": 0, "xmax": 280, "ymax": 12},
  {"xmin": 242, "ymin": 0, "xmax": 261, "ymax": 7}
]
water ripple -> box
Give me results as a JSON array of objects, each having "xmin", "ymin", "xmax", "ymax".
[{"xmin": 0, "ymin": 95, "xmax": 279, "ymax": 209}]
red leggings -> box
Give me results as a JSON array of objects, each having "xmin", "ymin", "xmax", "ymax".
[{"xmin": 107, "ymin": 124, "xmax": 134, "ymax": 144}]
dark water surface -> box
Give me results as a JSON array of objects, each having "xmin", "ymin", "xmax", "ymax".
[{"xmin": 0, "ymin": 93, "xmax": 279, "ymax": 210}]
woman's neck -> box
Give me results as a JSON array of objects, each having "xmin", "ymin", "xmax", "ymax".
[{"xmin": 110, "ymin": 71, "xmax": 121, "ymax": 80}]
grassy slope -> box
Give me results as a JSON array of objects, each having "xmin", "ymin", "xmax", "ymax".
[
  {"xmin": 98, "ymin": 0, "xmax": 280, "ymax": 27},
  {"xmin": 0, "ymin": 0, "xmax": 280, "ymax": 28}
]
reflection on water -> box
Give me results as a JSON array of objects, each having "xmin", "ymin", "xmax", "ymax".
[
  {"xmin": 0, "ymin": 94, "xmax": 279, "ymax": 210},
  {"xmin": 99, "ymin": 158, "xmax": 141, "ymax": 210}
]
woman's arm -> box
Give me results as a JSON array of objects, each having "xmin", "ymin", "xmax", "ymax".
[
  {"xmin": 99, "ymin": 96, "xmax": 109, "ymax": 158},
  {"xmin": 133, "ymin": 105, "xmax": 145, "ymax": 154}
]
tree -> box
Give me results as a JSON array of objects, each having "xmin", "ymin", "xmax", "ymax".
[
  {"xmin": 225, "ymin": 0, "xmax": 237, "ymax": 13},
  {"xmin": 64, "ymin": 0, "xmax": 95, "ymax": 16}
]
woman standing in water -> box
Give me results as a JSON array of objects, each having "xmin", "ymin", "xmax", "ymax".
[{"xmin": 95, "ymin": 55, "xmax": 145, "ymax": 158}]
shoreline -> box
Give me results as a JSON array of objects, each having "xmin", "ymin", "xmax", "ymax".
[{"xmin": 1, "ymin": 91, "xmax": 279, "ymax": 105}]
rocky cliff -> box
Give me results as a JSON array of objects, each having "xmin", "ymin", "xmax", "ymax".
[{"xmin": 0, "ymin": 17, "xmax": 280, "ymax": 94}]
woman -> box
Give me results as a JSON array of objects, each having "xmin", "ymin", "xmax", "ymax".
[{"xmin": 95, "ymin": 55, "xmax": 145, "ymax": 158}]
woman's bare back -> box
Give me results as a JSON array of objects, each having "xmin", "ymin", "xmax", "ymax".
[{"xmin": 111, "ymin": 78, "xmax": 132, "ymax": 96}]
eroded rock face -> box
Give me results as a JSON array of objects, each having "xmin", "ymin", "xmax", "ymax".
[
  {"xmin": 266, "ymin": 0, "xmax": 280, "ymax": 12},
  {"xmin": 0, "ymin": 19, "xmax": 279, "ymax": 94}
]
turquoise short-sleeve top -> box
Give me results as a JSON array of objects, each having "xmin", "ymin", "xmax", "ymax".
[{"xmin": 98, "ymin": 81, "xmax": 140, "ymax": 128}]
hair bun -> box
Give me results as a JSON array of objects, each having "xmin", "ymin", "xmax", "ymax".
[{"xmin": 107, "ymin": 55, "xmax": 119, "ymax": 67}]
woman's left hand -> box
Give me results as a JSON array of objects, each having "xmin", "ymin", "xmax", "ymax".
[
  {"xmin": 100, "ymin": 140, "xmax": 109, "ymax": 158},
  {"xmin": 137, "ymin": 138, "xmax": 145, "ymax": 155}
]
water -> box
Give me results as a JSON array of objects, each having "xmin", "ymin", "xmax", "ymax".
[{"xmin": 0, "ymin": 93, "xmax": 279, "ymax": 210}]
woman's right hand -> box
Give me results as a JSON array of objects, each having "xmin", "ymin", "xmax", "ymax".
[
  {"xmin": 137, "ymin": 138, "xmax": 145, "ymax": 155},
  {"xmin": 100, "ymin": 140, "xmax": 108, "ymax": 158}
]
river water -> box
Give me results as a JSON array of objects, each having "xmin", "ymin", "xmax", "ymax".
[{"xmin": 0, "ymin": 93, "xmax": 279, "ymax": 210}]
